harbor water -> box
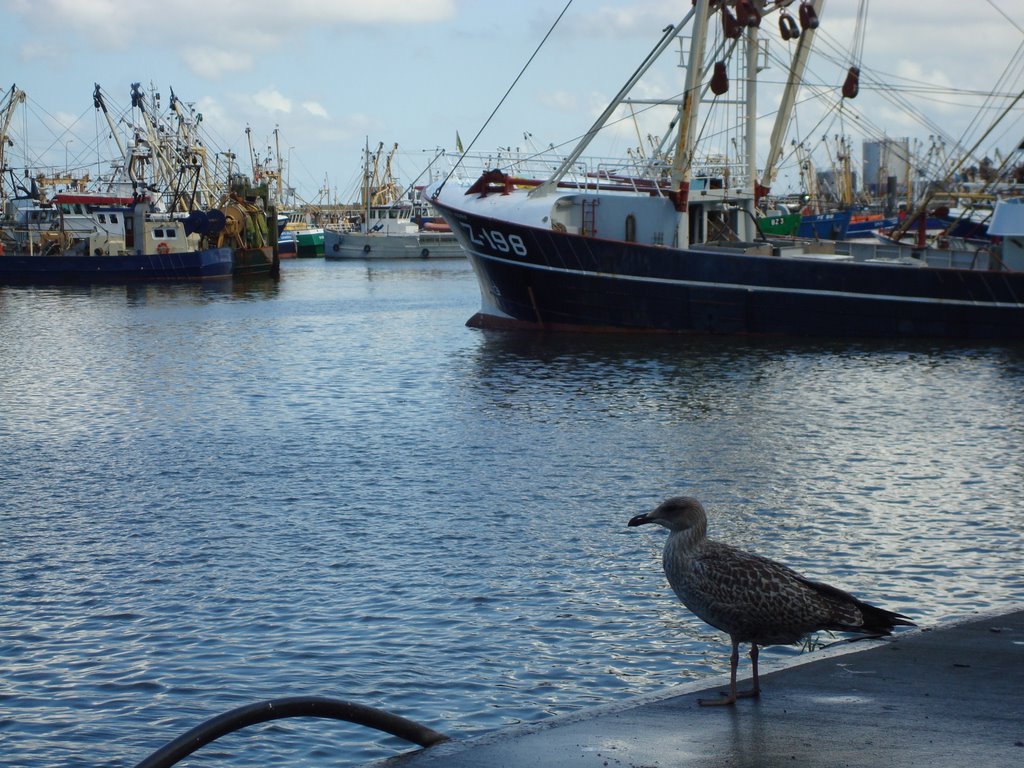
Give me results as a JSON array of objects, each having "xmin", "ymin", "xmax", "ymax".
[{"xmin": 2, "ymin": 258, "xmax": 1023, "ymax": 767}]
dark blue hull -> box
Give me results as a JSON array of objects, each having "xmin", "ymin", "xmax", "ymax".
[
  {"xmin": 0, "ymin": 248, "xmax": 234, "ymax": 285},
  {"xmin": 797, "ymin": 210, "xmax": 851, "ymax": 239},
  {"xmin": 436, "ymin": 202, "xmax": 1024, "ymax": 339},
  {"xmin": 846, "ymin": 215, "xmax": 899, "ymax": 236}
]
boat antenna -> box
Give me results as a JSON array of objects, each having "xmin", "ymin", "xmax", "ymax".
[{"xmin": 432, "ymin": 0, "xmax": 574, "ymax": 198}]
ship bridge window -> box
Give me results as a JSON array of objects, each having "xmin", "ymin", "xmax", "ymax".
[
  {"xmin": 389, "ymin": 210, "xmax": 398, "ymax": 219},
  {"xmin": 98, "ymin": 214, "xmax": 106, "ymax": 224}
]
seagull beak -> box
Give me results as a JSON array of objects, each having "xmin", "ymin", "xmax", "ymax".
[{"xmin": 627, "ymin": 512, "xmax": 652, "ymax": 527}]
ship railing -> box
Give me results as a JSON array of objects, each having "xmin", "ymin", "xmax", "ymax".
[{"xmin": 435, "ymin": 151, "xmax": 668, "ymax": 190}]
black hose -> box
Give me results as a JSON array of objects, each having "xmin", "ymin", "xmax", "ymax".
[{"xmin": 132, "ymin": 696, "xmax": 450, "ymax": 768}]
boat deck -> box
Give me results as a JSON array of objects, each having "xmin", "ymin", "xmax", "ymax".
[{"xmin": 374, "ymin": 608, "xmax": 1024, "ymax": 768}]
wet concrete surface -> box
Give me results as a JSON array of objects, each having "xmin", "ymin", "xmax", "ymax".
[{"xmin": 373, "ymin": 608, "xmax": 1024, "ymax": 768}]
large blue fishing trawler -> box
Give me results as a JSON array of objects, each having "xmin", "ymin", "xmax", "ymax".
[{"xmin": 428, "ymin": 1, "xmax": 1024, "ymax": 339}]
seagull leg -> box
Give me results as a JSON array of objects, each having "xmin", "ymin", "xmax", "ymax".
[
  {"xmin": 699, "ymin": 639, "xmax": 739, "ymax": 706},
  {"xmin": 735, "ymin": 643, "xmax": 761, "ymax": 699}
]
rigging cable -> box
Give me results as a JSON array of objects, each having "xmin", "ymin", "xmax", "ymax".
[{"xmin": 434, "ymin": 0, "xmax": 574, "ymax": 196}]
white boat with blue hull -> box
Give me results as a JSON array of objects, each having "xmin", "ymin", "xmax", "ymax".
[{"xmin": 428, "ymin": 0, "xmax": 1024, "ymax": 339}]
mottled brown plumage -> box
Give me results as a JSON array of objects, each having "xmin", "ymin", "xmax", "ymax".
[{"xmin": 628, "ymin": 496, "xmax": 915, "ymax": 706}]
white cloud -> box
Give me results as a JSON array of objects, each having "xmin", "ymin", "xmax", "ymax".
[
  {"xmin": 280, "ymin": 0, "xmax": 455, "ymax": 24},
  {"xmin": 7, "ymin": 0, "xmax": 457, "ymax": 79},
  {"xmin": 252, "ymin": 89, "xmax": 293, "ymax": 114},
  {"xmin": 302, "ymin": 101, "xmax": 329, "ymax": 119}
]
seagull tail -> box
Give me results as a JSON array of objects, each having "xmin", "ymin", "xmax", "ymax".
[
  {"xmin": 855, "ymin": 601, "xmax": 916, "ymax": 635},
  {"xmin": 799, "ymin": 576, "xmax": 916, "ymax": 635}
]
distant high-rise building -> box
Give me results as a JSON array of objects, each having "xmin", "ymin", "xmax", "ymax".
[{"xmin": 862, "ymin": 137, "xmax": 911, "ymax": 196}]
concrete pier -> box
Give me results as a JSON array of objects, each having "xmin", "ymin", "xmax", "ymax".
[{"xmin": 374, "ymin": 608, "xmax": 1024, "ymax": 768}]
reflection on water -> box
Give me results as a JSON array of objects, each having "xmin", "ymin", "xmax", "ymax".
[{"xmin": 2, "ymin": 260, "xmax": 1023, "ymax": 767}]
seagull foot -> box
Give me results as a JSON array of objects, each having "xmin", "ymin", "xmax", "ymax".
[
  {"xmin": 698, "ymin": 692, "xmax": 737, "ymax": 707},
  {"xmin": 736, "ymin": 687, "xmax": 760, "ymax": 699}
]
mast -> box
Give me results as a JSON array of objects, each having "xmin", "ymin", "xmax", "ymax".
[
  {"xmin": 0, "ymin": 85, "xmax": 27, "ymax": 200},
  {"xmin": 363, "ymin": 137, "xmax": 371, "ymax": 224},
  {"xmin": 92, "ymin": 85, "xmax": 127, "ymax": 163},
  {"xmin": 274, "ymin": 126, "xmax": 284, "ymax": 204},
  {"xmin": 246, "ymin": 125, "xmax": 257, "ymax": 181},
  {"xmin": 670, "ymin": 0, "xmax": 713, "ymax": 248},
  {"xmin": 742, "ymin": 18, "xmax": 760, "ymax": 237},
  {"xmin": 758, "ymin": 0, "xmax": 826, "ymax": 202},
  {"xmin": 130, "ymin": 83, "xmax": 177, "ymax": 195}
]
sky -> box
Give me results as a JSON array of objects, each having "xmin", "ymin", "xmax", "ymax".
[{"xmin": 1, "ymin": 0, "xmax": 1022, "ymax": 202}]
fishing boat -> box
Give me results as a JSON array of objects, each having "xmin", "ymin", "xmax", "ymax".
[
  {"xmin": 325, "ymin": 142, "xmax": 464, "ymax": 260},
  {"xmin": 277, "ymin": 211, "xmax": 324, "ymax": 258},
  {"xmin": 295, "ymin": 227, "xmax": 324, "ymax": 257},
  {"xmin": 213, "ymin": 178, "xmax": 279, "ymax": 278},
  {"xmin": 0, "ymin": 194, "xmax": 233, "ymax": 283},
  {"xmin": 426, "ymin": 0, "xmax": 1024, "ymax": 339},
  {"xmin": 277, "ymin": 229, "xmax": 297, "ymax": 259}
]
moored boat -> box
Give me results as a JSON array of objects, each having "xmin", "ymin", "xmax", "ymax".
[
  {"xmin": 295, "ymin": 227, "xmax": 324, "ymax": 257},
  {"xmin": 325, "ymin": 142, "xmax": 464, "ymax": 260},
  {"xmin": 427, "ymin": 1, "xmax": 1024, "ymax": 339},
  {"xmin": 797, "ymin": 208, "xmax": 851, "ymax": 239},
  {"xmin": 0, "ymin": 196, "xmax": 232, "ymax": 283},
  {"xmin": 756, "ymin": 209, "xmax": 802, "ymax": 237},
  {"xmin": 277, "ymin": 229, "xmax": 297, "ymax": 259}
]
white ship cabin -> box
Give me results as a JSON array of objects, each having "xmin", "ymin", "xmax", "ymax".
[
  {"xmin": 65, "ymin": 204, "xmax": 196, "ymax": 257},
  {"xmin": 123, "ymin": 202, "xmax": 200, "ymax": 256},
  {"xmin": 988, "ymin": 198, "xmax": 1024, "ymax": 271},
  {"xmin": 362, "ymin": 202, "xmax": 421, "ymax": 236},
  {"xmin": 2, "ymin": 196, "xmax": 103, "ymax": 252},
  {"xmin": 544, "ymin": 173, "xmax": 760, "ymax": 251}
]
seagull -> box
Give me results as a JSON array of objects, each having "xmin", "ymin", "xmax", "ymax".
[{"xmin": 628, "ymin": 496, "xmax": 915, "ymax": 706}]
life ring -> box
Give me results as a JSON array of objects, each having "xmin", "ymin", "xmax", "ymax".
[
  {"xmin": 421, "ymin": 248, "xmax": 429, "ymax": 258},
  {"xmin": 363, "ymin": 244, "xmax": 371, "ymax": 253},
  {"xmin": 157, "ymin": 241, "xmax": 170, "ymax": 255}
]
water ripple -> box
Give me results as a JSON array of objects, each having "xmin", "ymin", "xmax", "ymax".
[{"xmin": 2, "ymin": 262, "xmax": 1023, "ymax": 767}]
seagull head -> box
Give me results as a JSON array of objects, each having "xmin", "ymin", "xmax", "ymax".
[{"xmin": 628, "ymin": 496, "xmax": 707, "ymax": 532}]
